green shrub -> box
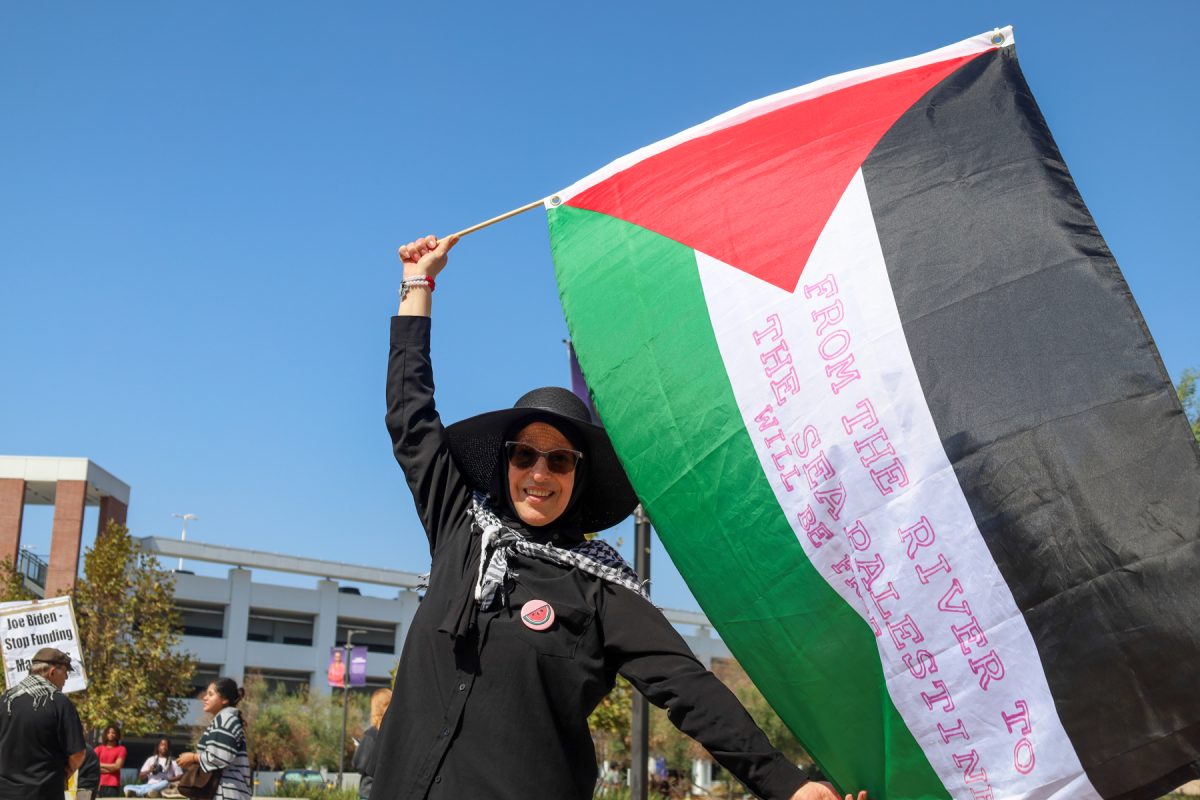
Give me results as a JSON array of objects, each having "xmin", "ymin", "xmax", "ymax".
[
  {"xmin": 273, "ymin": 782, "xmax": 358, "ymax": 800},
  {"xmin": 594, "ymin": 788, "xmax": 631, "ymax": 800}
]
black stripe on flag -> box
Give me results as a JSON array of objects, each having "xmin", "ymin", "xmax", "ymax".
[{"xmin": 862, "ymin": 46, "xmax": 1200, "ymax": 800}]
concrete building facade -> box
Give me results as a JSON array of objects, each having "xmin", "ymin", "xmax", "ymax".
[
  {"xmin": 0, "ymin": 456, "xmax": 130, "ymax": 596},
  {"xmin": 135, "ymin": 535, "xmax": 730, "ymax": 704},
  {"xmin": 138, "ymin": 536, "xmax": 422, "ymax": 697}
]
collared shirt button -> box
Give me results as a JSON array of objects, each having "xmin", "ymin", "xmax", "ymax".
[
  {"xmin": 458, "ymin": 683, "xmax": 466, "ymax": 691},
  {"xmin": 434, "ymin": 776, "xmax": 442, "ymax": 784},
  {"xmin": 441, "ymin": 728, "xmax": 450, "ymax": 737}
]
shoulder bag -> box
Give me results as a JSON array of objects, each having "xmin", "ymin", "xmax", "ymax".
[{"xmin": 178, "ymin": 764, "xmax": 221, "ymax": 799}]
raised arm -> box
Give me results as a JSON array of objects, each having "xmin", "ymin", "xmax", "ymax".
[{"xmin": 386, "ymin": 234, "xmax": 473, "ymax": 554}]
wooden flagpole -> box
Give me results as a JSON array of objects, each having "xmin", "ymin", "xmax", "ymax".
[{"xmin": 447, "ymin": 196, "xmax": 557, "ymax": 240}]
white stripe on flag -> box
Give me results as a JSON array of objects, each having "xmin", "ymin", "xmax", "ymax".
[
  {"xmin": 695, "ymin": 170, "xmax": 1098, "ymax": 800},
  {"xmin": 553, "ymin": 28, "xmax": 1013, "ymax": 206}
]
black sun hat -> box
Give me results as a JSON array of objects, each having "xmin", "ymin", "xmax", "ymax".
[{"xmin": 445, "ymin": 387, "xmax": 638, "ymax": 532}]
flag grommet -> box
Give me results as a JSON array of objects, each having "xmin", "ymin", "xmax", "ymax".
[
  {"xmin": 990, "ymin": 30, "xmax": 1005, "ymax": 44},
  {"xmin": 549, "ymin": 195, "xmax": 562, "ymax": 206}
]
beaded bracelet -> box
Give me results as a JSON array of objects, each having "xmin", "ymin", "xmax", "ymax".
[{"xmin": 399, "ymin": 275, "xmax": 436, "ymax": 302}]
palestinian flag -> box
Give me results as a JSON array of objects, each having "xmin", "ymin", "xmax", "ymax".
[{"xmin": 547, "ymin": 28, "xmax": 1200, "ymax": 800}]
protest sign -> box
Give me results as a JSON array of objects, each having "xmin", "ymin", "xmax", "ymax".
[{"xmin": 0, "ymin": 596, "xmax": 89, "ymax": 693}]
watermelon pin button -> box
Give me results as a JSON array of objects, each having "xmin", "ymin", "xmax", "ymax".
[{"xmin": 521, "ymin": 599, "xmax": 555, "ymax": 631}]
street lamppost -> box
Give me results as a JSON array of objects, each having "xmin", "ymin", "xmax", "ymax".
[
  {"xmin": 338, "ymin": 628, "xmax": 368, "ymax": 789},
  {"xmin": 172, "ymin": 513, "xmax": 198, "ymax": 571},
  {"xmin": 630, "ymin": 504, "xmax": 652, "ymax": 800}
]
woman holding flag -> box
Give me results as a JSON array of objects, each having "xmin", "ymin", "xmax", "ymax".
[{"xmin": 373, "ymin": 233, "xmax": 867, "ymax": 800}]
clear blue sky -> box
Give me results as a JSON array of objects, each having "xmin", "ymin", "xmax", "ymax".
[{"xmin": 2, "ymin": 2, "xmax": 1196, "ymax": 611}]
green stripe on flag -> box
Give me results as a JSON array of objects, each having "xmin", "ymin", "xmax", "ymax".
[{"xmin": 548, "ymin": 205, "xmax": 947, "ymax": 800}]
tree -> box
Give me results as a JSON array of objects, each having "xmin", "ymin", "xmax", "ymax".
[
  {"xmin": 1178, "ymin": 368, "xmax": 1200, "ymax": 444},
  {"xmin": 589, "ymin": 674, "xmax": 634, "ymax": 764},
  {"xmin": 586, "ymin": 655, "xmax": 814, "ymax": 793},
  {"xmin": 309, "ymin": 687, "xmax": 366, "ymax": 770},
  {"xmin": 650, "ymin": 703, "xmax": 706, "ymax": 772},
  {"xmin": 238, "ymin": 674, "xmax": 370, "ymax": 770},
  {"xmin": 0, "ymin": 559, "xmax": 36, "ymax": 605},
  {"xmin": 71, "ymin": 520, "xmax": 196, "ymax": 736},
  {"xmin": 238, "ymin": 676, "xmax": 312, "ymax": 770},
  {"xmin": 0, "ymin": 558, "xmax": 38, "ymax": 692},
  {"xmin": 712, "ymin": 658, "xmax": 813, "ymax": 768}
]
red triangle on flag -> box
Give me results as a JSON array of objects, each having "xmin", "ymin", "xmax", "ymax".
[{"xmin": 566, "ymin": 54, "xmax": 983, "ymax": 293}]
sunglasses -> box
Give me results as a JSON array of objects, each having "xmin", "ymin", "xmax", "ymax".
[{"xmin": 505, "ymin": 441, "xmax": 584, "ymax": 474}]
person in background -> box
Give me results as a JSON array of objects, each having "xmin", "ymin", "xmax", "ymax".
[
  {"xmin": 124, "ymin": 737, "xmax": 182, "ymax": 797},
  {"xmin": 0, "ymin": 647, "xmax": 86, "ymax": 800},
  {"xmin": 176, "ymin": 679, "xmax": 250, "ymax": 800},
  {"xmin": 352, "ymin": 688, "xmax": 391, "ymax": 799},
  {"xmin": 77, "ymin": 746, "xmax": 101, "ymax": 800},
  {"xmin": 95, "ymin": 725, "xmax": 127, "ymax": 797}
]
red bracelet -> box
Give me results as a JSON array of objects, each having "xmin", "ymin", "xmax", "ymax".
[
  {"xmin": 401, "ymin": 275, "xmax": 435, "ymax": 290},
  {"xmin": 399, "ymin": 275, "xmax": 435, "ymax": 302}
]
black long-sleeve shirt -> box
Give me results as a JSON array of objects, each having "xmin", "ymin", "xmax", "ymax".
[
  {"xmin": 371, "ymin": 315, "xmax": 807, "ymax": 800},
  {"xmin": 352, "ymin": 726, "xmax": 378, "ymax": 799}
]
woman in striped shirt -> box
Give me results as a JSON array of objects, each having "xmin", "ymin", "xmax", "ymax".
[{"xmin": 176, "ymin": 679, "xmax": 250, "ymax": 800}]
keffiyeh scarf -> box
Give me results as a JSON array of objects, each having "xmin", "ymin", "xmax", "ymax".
[
  {"xmin": 470, "ymin": 492, "xmax": 649, "ymax": 611},
  {"xmin": 2, "ymin": 673, "xmax": 59, "ymax": 713}
]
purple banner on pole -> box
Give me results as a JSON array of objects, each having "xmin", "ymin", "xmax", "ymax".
[
  {"xmin": 328, "ymin": 646, "xmax": 368, "ymax": 687},
  {"xmin": 348, "ymin": 645, "xmax": 368, "ymax": 687}
]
